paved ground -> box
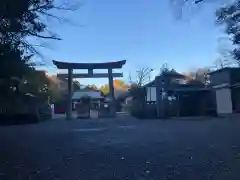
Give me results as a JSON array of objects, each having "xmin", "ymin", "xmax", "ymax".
[{"xmin": 0, "ymin": 117, "xmax": 240, "ymax": 180}]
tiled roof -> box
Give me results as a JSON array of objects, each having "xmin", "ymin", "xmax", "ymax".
[{"xmin": 72, "ymin": 90, "xmax": 103, "ymax": 100}]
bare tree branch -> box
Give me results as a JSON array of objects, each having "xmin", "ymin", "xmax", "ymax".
[
  {"xmin": 195, "ymin": 0, "xmax": 205, "ymax": 4},
  {"xmin": 170, "ymin": 0, "xmax": 229, "ymax": 19},
  {"xmin": 27, "ymin": 31, "xmax": 61, "ymax": 40},
  {"xmin": 129, "ymin": 68, "xmax": 153, "ymax": 87}
]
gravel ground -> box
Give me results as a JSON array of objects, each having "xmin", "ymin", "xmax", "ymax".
[{"xmin": 0, "ymin": 117, "xmax": 240, "ymax": 180}]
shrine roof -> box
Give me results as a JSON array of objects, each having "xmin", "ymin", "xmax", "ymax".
[{"xmin": 52, "ymin": 60, "xmax": 126, "ymax": 69}]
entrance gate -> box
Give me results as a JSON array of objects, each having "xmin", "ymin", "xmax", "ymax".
[{"xmin": 52, "ymin": 60, "xmax": 126, "ymax": 119}]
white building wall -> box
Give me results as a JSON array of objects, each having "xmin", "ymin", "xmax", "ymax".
[{"xmin": 216, "ymin": 88, "xmax": 233, "ymax": 114}]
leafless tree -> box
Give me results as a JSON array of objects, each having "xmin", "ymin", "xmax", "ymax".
[
  {"xmin": 170, "ymin": 0, "xmax": 229, "ymax": 18},
  {"xmin": 184, "ymin": 67, "xmax": 211, "ymax": 85},
  {"xmin": 129, "ymin": 68, "xmax": 154, "ymax": 87},
  {"xmin": 170, "ymin": 0, "xmax": 226, "ymax": 7},
  {"xmin": 212, "ymin": 37, "xmax": 239, "ymax": 69}
]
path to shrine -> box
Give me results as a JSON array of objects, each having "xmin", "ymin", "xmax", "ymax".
[{"xmin": 0, "ymin": 116, "xmax": 240, "ymax": 180}]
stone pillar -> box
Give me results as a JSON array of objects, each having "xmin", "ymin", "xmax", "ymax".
[
  {"xmin": 108, "ymin": 68, "xmax": 116, "ymax": 117},
  {"xmin": 66, "ymin": 68, "xmax": 73, "ymax": 120}
]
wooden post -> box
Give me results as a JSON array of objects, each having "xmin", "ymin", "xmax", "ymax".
[
  {"xmin": 155, "ymin": 76, "xmax": 161, "ymax": 118},
  {"xmin": 176, "ymin": 92, "xmax": 180, "ymax": 117},
  {"xmin": 108, "ymin": 68, "xmax": 116, "ymax": 117},
  {"xmin": 66, "ymin": 68, "xmax": 73, "ymax": 120},
  {"xmin": 155, "ymin": 76, "xmax": 165, "ymax": 118}
]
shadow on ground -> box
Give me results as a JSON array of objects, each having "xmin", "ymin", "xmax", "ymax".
[{"xmin": 0, "ymin": 116, "xmax": 240, "ymax": 180}]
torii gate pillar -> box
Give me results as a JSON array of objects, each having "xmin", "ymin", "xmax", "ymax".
[
  {"xmin": 108, "ymin": 68, "xmax": 115, "ymax": 116},
  {"xmin": 66, "ymin": 68, "xmax": 73, "ymax": 120}
]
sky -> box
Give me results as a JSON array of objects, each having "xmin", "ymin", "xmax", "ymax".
[{"xmin": 34, "ymin": 0, "xmax": 226, "ymax": 86}]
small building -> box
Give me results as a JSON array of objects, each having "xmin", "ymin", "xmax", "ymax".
[
  {"xmin": 135, "ymin": 67, "xmax": 240, "ymax": 119},
  {"xmin": 209, "ymin": 67, "xmax": 240, "ymax": 115},
  {"xmin": 72, "ymin": 90, "xmax": 112, "ymax": 118},
  {"xmin": 72, "ymin": 90, "xmax": 104, "ymax": 110},
  {"xmin": 133, "ymin": 71, "xmax": 216, "ymax": 118}
]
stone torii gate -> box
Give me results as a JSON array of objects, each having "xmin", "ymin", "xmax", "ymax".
[{"xmin": 52, "ymin": 60, "xmax": 126, "ymax": 119}]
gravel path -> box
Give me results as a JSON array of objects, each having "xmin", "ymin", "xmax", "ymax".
[{"xmin": 0, "ymin": 117, "xmax": 240, "ymax": 180}]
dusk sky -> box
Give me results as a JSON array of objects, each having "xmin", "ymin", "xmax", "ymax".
[{"xmin": 35, "ymin": 0, "xmax": 226, "ymax": 86}]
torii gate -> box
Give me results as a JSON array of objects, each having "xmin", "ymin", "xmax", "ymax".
[{"xmin": 52, "ymin": 60, "xmax": 126, "ymax": 119}]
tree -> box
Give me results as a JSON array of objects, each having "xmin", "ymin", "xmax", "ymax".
[
  {"xmin": 216, "ymin": 0, "xmax": 240, "ymax": 64},
  {"xmin": 184, "ymin": 67, "xmax": 211, "ymax": 85},
  {"xmin": 21, "ymin": 71, "xmax": 82, "ymax": 103},
  {"xmin": 213, "ymin": 58, "xmax": 231, "ymax": 69},
  {"xmin": 171, "ymin": 0, "xmax": 216, "ymax": 5},
  {"xmin": 20, "ymin": 70, "xmax": 51, "ymax": 97},
  {"xmin": 85, "ymin": 84, "xmax": 98, "ymax": 91},
  {"xmin": 73, "ymin": 81, "xmax": 82, "ymax": 91},
  {"xmin": 0, "ymin": 43, "xmax": 33, "ymax": 95},
  {"xmin": 114, "ymin": 79, "xmax": 129, "ymax": 90},
  {"xmin": 100, "ymin": 84, "xmax": 109, "ymax": 95},
  {"xmin": 0, "ymin": 0, "xmax": 79, "ymax": 53},
  {"xmin": 0, "ymin": 0, "xmax": 79, "ymax": 84},
  {"xmin": 170, "ymin": 0, "xmax": 230, "ymax": 19},
  {"xmin": 47, "ymin": 81, "xmax": 62, "ymax": 103},
  {"xmin": 170, "ymin": 0, "xmax": 226, "ymax": 8},
  {"xmin": 159, "ymin": 63, "xmax": 176, "ymax": 75},
  {"xmin": 0, "ymin": 44, "xmax": 32, "ymax": 80},
  {"xmin": 214, "ymin": 37, "xmax": 237, "ymax": 68},
  {"xmin": 0, "ymin": 0, "xmax": 79, "ymax": 99},
  {"xmin": 129, "ymin": 68, "xmax": 153, "ymax": 87},
  {"xmin": 99, "ymin": 80, "xmax": 129, "ymax": 95}
]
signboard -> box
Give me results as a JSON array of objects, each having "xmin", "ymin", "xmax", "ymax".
[{"xmin": 146, "ymin": 87, "xmax": 157, "ymax": 101}]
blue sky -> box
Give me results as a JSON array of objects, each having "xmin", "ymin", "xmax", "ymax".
[{"xmin": 35, "ymin": 0, "xmax": 226, "ymax": 86}]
